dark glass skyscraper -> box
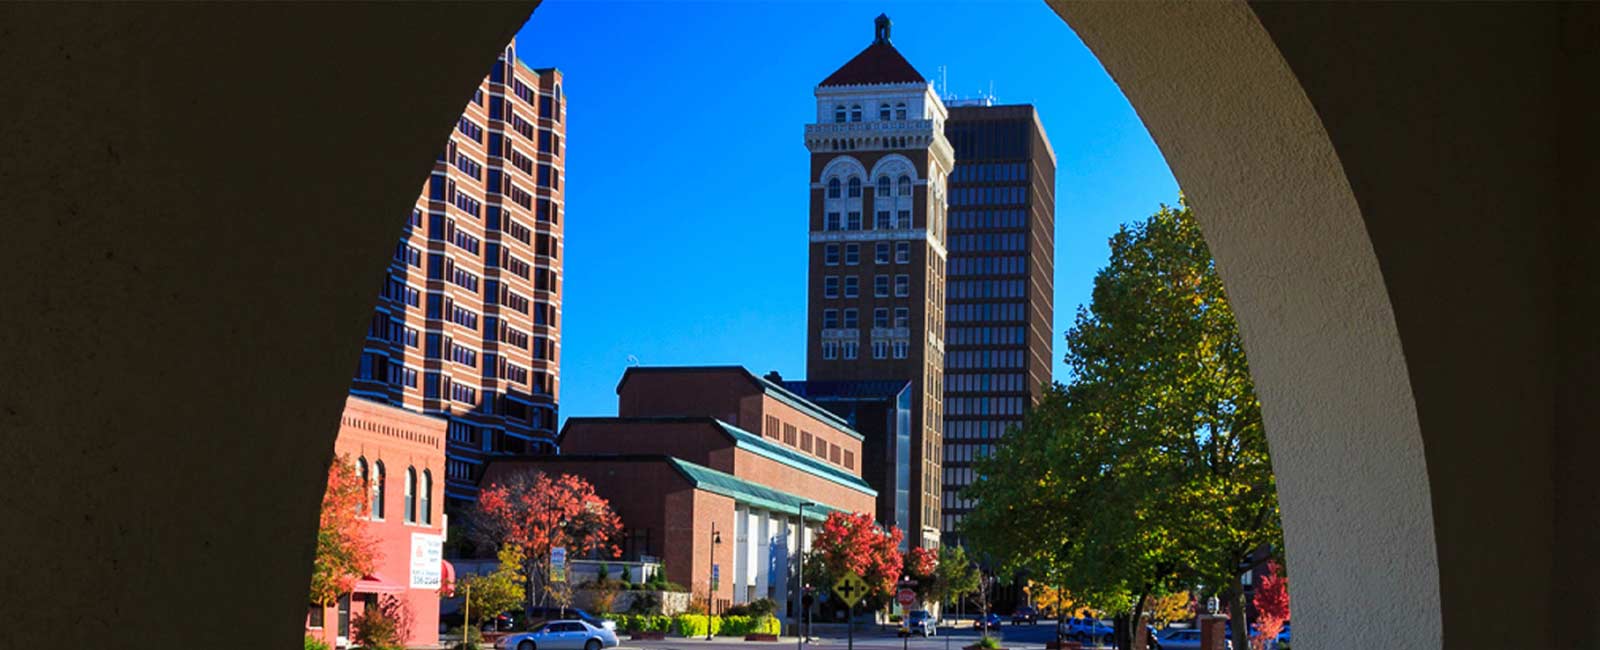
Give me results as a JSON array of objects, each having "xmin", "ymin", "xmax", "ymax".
[{"xmin": 940, "ymin": 102, "xmax": 1056, "ymax": 542}]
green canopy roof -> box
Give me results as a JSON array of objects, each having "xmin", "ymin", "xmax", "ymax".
[{"xmin": 666, "ymin": 457, "xmax": 848, "ymax": 522}]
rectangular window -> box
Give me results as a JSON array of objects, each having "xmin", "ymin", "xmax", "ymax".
[
  {"xmin": 847, "ymin": 211, "xmax": 862, "ymax": 230},
  {"xmin": 844, "ymin": 450, "xmax": 855, "ymax": 470},
  {"xmin": 895, "ymin": 274, "xmax": 911, "ymax": 297},
  {"xmin": 844, "ymin": 244, "xmax": 859, "ymax": 265},
  {"xmin": 824, "ymin": 244, "xmax": 839, "ymax": 266},
  {"xmin": 895, "ymin": 308, "xmax": 909, "ymax": 328},
  {"xmin": 766, "ymin": 415, "xmax": 781, "ymax": 439},
  {"xmin": 874, "ymin": 308, "xmax": 889, "ymax": 328},
  {"xmin": 873, "ymin": 340, "xmax": 888, "ymax": 359},
  {"xmin": 874, "ymin": 275, "xmax": 890, "ymax": 298},
  {"xmin": 825, "ymin": 212, "xmax": 841, "ymax": 231},
  {"xmin": 824, "ymin": 276, "xmax": 839, "ymax": 299},
  {"xmin": 783, "ymin": 424, "xmax": 797, "ymax": 446},
  {"xmin": 875, "ymin": 242, "xmax": 891, "ymax": 264},
  {"xmin": 843, "ymin": 276, "xmax": 859, "ymax": 298},
  {"xmin": 843, "ymin": 341, "xmax": 858, "ymax": 359},
  {"xmin": 821, "ymin": 342, "xmax": 837, "ymax": 360},
  {"xmin": 801, "ymin": 431, "xmax": 814, "ymax": 451},
  {"xmin": 897, "ymin": 210, "xmax": 911, "ymax": 227},
  {"xmin": 895, "ymin": 242, "xmax": 911, "ymax": 263},
  {"xmin": 842, "ymin": 309, "xmax": 858, "ymax": 329},
  {"xmin": 823, "ymin": 309, "xmax": 839, "ymax": 329},
  {"xmin": 875, "ymin": 211, "xmax": 891, "ymax": 229},
  {"xmin": 893, "ymin": 340, "xmax": 909, "ymax": 359}
]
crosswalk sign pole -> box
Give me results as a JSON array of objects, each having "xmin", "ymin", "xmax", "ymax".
[{"xmin": 847, "ymin": 601, "xmax": 854, "ymax": 650}]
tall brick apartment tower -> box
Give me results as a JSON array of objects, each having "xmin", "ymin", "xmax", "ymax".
[
  {"xmin": 804, "ymin": 15, "xmax": 952, "ymax": 549},
  {"xmin": 351, "ymin": 38, "xmax": 566, "ymax": 512},
  {"xmin": 939, "ymin": 102, "xmax": 1056, "ymax": 542}
]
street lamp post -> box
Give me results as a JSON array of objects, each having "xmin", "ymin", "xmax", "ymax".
[
  {"xmin": 708, "ymin": 523, "xmax": 722, "ymax": 640},
  {"xmin": 795, "ymin": 502, "xmax": 814, "ymax": 650}
]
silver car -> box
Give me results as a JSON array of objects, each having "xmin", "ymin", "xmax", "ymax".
[
  {"xmin": 495, "ymin": 619, "xmax": 621, "ymax": 650},
  {"xmin": 1158, "ymin": 628, "xmax": 1232, "ymax": 650}
]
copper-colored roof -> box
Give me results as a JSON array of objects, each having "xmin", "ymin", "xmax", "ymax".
[{"xmin": 819, "ymin": 41, "xmax": 926, "ymax": 88}]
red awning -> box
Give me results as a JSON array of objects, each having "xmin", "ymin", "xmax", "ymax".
[
  {"xmin": 440, "ymin": 560, "xmax": 457, "ymax": 596},
  {"xmin": 352, "ymin": 572, "xmax": 405, "ymax": 594}
]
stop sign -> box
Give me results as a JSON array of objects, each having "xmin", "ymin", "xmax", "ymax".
[{"xmin": 897, "ymin": 588, "xmax": 916, "ymax": 607}]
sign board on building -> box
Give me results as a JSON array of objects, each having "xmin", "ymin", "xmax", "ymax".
[
  {"xmin": 409, "ymin": 532, "xmax": 443, "ymax": 589},
  {"xmin": 550, "ymin": 546, "xmax": 567, "ymax": 583}
]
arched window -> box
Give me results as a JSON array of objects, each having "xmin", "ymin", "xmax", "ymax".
[
  {"xmin": 827, "ymin": 177, "xmax": 841, "ymax": 199},
  {"xmin": 371, "ymin": 460, "xmax": 386, "ymax": 520},
  {"xmin": 879, "ymin": 104, "xmax": 891, "ymax": 121},
  {"xmin": 895, "ymin": 102, "xmax": 908, "ymax": 120},
  {"xmin": 356, "ymin": 457, "xmax": 369, "ymax": 516},
  {"xmin": 877, "ymin": 176, "xmax": 892, "ymax": 197},
  {"xmin": 899, "ymin": 175, "xmax": 912, "ymax": 196},
  {"xmin": 834, "ymin": 105, "xmax": 846, "ymax": 124},
  {"xmin": 847, "ymin": 177, "xmax": 862, "ymax": 198},
  {"xmin": 850, "ymin": 104, "xmax": 862, "ymax": 122},
  {"xmin": 421, "ymin": 470, "xmax": 433, "ymax": 526},
  {"xmin": 404, "ymin": 466, "xmax": 417, "ymax": 523}
]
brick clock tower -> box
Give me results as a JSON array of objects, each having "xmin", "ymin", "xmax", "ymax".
[{"xmin": 804, "ymin": 15, "xmax": 952, "ymax": 549}]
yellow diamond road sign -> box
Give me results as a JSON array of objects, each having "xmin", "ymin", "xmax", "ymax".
[{"xmin": 833, "ymin": 571, "xmax": 868, "ymax": 607}]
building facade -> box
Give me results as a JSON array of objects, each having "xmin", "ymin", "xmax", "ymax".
[
  {"xmin": 308, "ymin": 397, "xmax": 449, "ymax": 649},
  {"xmin": 349, "ymin": 38, "xmax": 566, "ymax": 511},
  {"xmin": 939, "ymin": 103, "xmax": 1056, "ymax": 540},
  {"xmin": 803, "ymin": 15, "xmax": 952, "ymax": 549},
  {"xmin": 481, "ymin": 366, "xmax": 877, "ymax": 614}
]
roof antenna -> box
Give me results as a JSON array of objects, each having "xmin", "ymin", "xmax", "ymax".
[{"xmin": 626, "ymin": 354, "xmax": 640, "ymax": 367}]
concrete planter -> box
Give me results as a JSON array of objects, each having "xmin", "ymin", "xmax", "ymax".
[
  {"xmin": 629, "ymin": 631, "xmax": 666, "ymax": 640},
  {"xmin": 744, "ymin": 634, "xmax": 780, "ymax": 642}
]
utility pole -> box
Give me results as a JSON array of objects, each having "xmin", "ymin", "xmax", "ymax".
[
  {"xmin": 795, "ymin": 502, "xmax": 813, "ymax": 649},
  {"xmin": 708, "ymin": 522, "xmax": 722, "ymax": 640}
]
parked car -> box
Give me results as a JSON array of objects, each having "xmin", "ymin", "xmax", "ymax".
[
  {"xmin": 1067, "ymin": 617, "xmax": 1115, "ymax": 642},
  {"xmin": 1011, "ymin": 606, "xmax": 1038, "ymax": 625},
  {"xmin": 1158, "ymin": 628, "xmax": 1232, "ymax": 650},
  {"xmin": 495, "ymin": 620, "xmax": 620, "ymax": 650},
  {"xmin": 520, "ymin": 607, "xmax": 616, "ymax": 631},
  {"xmin": 973, "ymin": 613, "xmax": 1002, "ymax": 630},
  {"xmin": 899, "ymin": 609, "xmax": 936, "ymax": 637}
]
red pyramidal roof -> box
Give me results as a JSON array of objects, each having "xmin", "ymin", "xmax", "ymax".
[{"xmin": 819, "ymin": 15, "xmax": 925, "ymax": 88}]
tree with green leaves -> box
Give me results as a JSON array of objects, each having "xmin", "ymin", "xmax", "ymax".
[
  {"xmin": 457, "ymin": 545, "xmax": 527, "ymax": 630},
  {"xmin": 928, "ymin": 545, "xmax": 981, "ymax": 613},
  {"xmin": 965, "ymin": 199, "xmax": 1282, "ymax": 650}
]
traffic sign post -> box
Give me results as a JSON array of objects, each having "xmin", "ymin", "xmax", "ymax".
[
  {"xmin": 833, "ymin": 572, "xmax": 868, "ymax": 650},
  {"xmin": 896, "ymin": 580, "xmax": 917, "ymax": 650}
]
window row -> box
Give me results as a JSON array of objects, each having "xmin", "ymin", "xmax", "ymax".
[
  {"xmin": 826, "ymin": 174, "xmax": 913, "ymax": 199},
  {"xmin": 950, "ymin": 186, "xmax": 1027, "ymax": 207},
  {"xmin": 368, "ymin": 313, "xmax": 419, "ymax": 349},
  {"xmin": 823, "ymin": 307, "xmax": 912, "ymax": 329},
  {"xmin": 951, "ymin": 162, "xmax": 1027, "ymax": 184},
  {"xmin": 950, "ymin": 255, "xmax": 1025, "ymax": 277},
  {"xmin": 394, "ymin": 243, "xmax": 422, "ymax": 268},
  {"xmin": 950, "ymin": 279, "xmax": 1026, "ymax": 300},
  {"xmin": 949, "ymin": 232, "xmax": 1027, "ymax": 253},
  {"xmin": 947, "ymin": 326, "xmax": 1028, "ymax": 347},
  {"xmin": 423, "ymin": 372, "xmax": 478, "ymax": 404},
  {"xmin": 820, "ymin": 339, "xmax": 910, "ymax": 361},
  {"xmin": 427, "ymin": 255, "xmax": 481, "ymax": 294},
  {"xmin": 832, "ymin": 101, "xmax": 910, "ymax": 123},
  {"xmin": 354, "ymin": 457, "xmax": 434, "ymax": 526},
  {"xmin": 949, "ymin": 209, "xmax": 1028, "ymax": 231},
  {"xmin": 355, "ymin": 351, "xmax": 417, "ymax": 389},
  {"xmin": 822, "ymin": 274, "xmax": 911, "ymax": 299},
  {"xmin": 942, "ymin": 492, "xmax": 977, "ymax": 511},
  {"xmin": 946, "ymin": 372, "xmax": 1028, "ymax": 393},
  {"xmin": 948, "ymin": 348, "xmax": 1027, "ymax": 369},
  {"xmin": 944, "ymin": 418, "xmax": 1022, "ymax": 440},
  {"xmin": 943, "ymin": 442, "xmax": 996, "ymax": 465},
  {"xmin": 382, "ymin": 276, "xmax": 421, "ymax": 308},
  {"xmin": 948, "ymin": 302, "xmax": 1025, "ymax": 323},
  {"xmin": 947, "ymin": 396, "xmax": 1027, "ymax": 416},
  {"xmin": 942, "ymin": 466, "xmax": 979, "ymax": 489}
]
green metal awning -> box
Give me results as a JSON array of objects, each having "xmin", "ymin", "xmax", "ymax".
[{"xmin": 665, "ymin": 457, "xmax": 849, "ymax": 522}]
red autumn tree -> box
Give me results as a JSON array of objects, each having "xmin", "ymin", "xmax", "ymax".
[
  {"xmin": 309, "ymin": 454, "xmax": 380, "ymax": 609},
  {"xmin": 1251, "ymin": 561, "xmax": 1290, "ymax": 650},
  {"xmin": 811, "ymin": 511, "xmax": 904, "ymax": 600},
  {"xmin": 470, "ymin": 471, "xmax": 623, "ymax": 609},
  {"xmin": 902, "ymin": 546, "xmax": 938, "ymax": 599}
]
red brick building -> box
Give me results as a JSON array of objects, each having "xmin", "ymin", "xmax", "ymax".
[
  {"xmin": 308, "ymin": 397, "xmax": 449, "ymax": 648},
  {"xmin": 482, "ymin": 367, "xmax": 878, "ymax": 613},
  {"xmin": 803, "ymin": 15, "xmax": 951, "ymax": 549},
  {"xmin": 349, "ymin": 36, "xmax": 566, "ymax": 510}
]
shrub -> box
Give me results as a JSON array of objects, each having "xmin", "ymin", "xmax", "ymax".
[
  {"xmin": 975, "ymin": 635, "xmax": 1002, "ymax": 649},
  {"xmin": 673, "ymin": 613, "xmax": 721, "ymax": 637},
  {"xmin": 305, "ymin": 636, "xmax": 331, "ymax": 650},
  {"xmin": 350, "ymin": 607, "xmax": 402, "ymax": 650},
  {"xmin": 447, "ymin": 625, "xmax": 484, "ymax": 650},
  {"xmin": 718, "ymin": 615, "xmax": 781, "ymax": 636},
  {"xmin": 747, "ymin": 598, "xmax": 779, "ymax": 618},
  {"xmin": 626, "ymin": 591, "xmax": 661, "ymax": 615}
]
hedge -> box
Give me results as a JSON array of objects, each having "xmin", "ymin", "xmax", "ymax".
[{"xmin": 605, "ymin": 614, "xmax": 779, "ymax": 637}]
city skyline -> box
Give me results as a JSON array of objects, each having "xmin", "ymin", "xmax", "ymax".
[{"xmin": 511, "ymin": 1, "xmax": 1179, "ymax": 425}]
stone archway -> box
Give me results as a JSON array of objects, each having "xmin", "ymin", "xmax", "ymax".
[{"xmin": 5, "ymin": 3, "xmax": 1592, "ymax": 650}]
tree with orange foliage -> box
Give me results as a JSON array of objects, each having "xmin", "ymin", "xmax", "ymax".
[
  {"xmin": 309, "ymin": 454, "xmax": 380, "ymax": 609},
  {"xmin": 1251, "ymin": 561, "xmax": 1289, "ymax": 650},
  {"xmin": 901, "ymin": 546, "xmax": 938, "ymax": 602},
  {"xmin": 470, "ymin": 471, "xmax": 623, "ymax": 610},
  {"xmin": 810, "ymin": 512, "xmax": 903, "ymax": 603}
]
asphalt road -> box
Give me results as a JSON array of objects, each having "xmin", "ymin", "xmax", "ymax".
[{"xmin": 625, "ymin": 622, "xmax": 1094, "ymax": 650}]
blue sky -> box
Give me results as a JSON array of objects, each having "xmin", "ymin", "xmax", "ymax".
[{"xmin": 512, "ymin": 0, "xmax": 1179, "ymax": 423}]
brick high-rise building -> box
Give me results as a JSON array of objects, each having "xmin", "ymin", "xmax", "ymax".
[
  {"xmin": 350, "ymin": 38, "xmax": 566, "ymax": 511},
  {"xmin": 803, "ymin": 15, "xmax": 952, "ymax": 549},
  {"xmin": 939, "ymin": 102, "xmax": 1056, "ymax": 541}
]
